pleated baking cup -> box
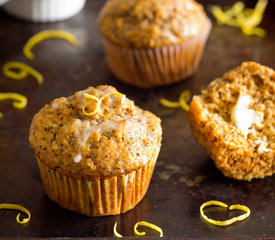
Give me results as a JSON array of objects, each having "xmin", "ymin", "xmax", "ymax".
[
  {"xmin": 36, "ymin": 156, "xmax": 157, "ymax": 217},
  {"xmin": 101, "ymin": 19, "xmax": 211, "ymax": 88}
]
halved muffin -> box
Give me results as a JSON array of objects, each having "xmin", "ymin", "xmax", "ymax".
[{"xmin": 189, "ymin": 62, "xmax": 274, "ymax": 181}]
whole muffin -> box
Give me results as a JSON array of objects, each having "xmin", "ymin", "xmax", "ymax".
[
  {"xmin": 29, "ymin": 85, "xmax": 162, "ymax": 216},
  {"xmin": 98, "ymin": 0, "xmax": 211, "ymax": 88},
  {"xmin": 188, "ymin": 62, "xmax": 274, "ymax": 181}
]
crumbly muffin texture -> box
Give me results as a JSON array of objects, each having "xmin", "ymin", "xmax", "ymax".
[
  {"xmin": 29, "ymin": 85, "xmax": 162, "ymax": 179},
  {"xmin": 99, "ymin": 0, "xmax": 209, "ymax": 48},
  {"xmin": 189, "ymin": 62, "xmax": 274, "ymax": 181}
]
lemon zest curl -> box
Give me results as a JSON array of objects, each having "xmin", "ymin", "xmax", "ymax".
[
  {"xmin": 82, "ymin": 93, "xmax": 100, "ymax": 116},
  {"xmin": 159, "ymin": 99, "xmax": 180, "ymax": 108},
  {"xmin": 99, "ymin": 92, "xmax": 126, "ymax": 116},
  {"xmin": 3, "ymin": 61, "xmax": 43, "ymax": 85},
  {"xmin": 209, "ymin": 0, "xmax": 268, "ymax": 37},
  {"xmin": 23, "ymin": 29, "xmax": 81, "ymax": 60},
  {"xmin": 0, "ymin": 203, "xmax": 31, "ymax": 224},
  {"xmin": 179, "ymin": 90, "xmax": 191, "ymax": 112},
  {"xmin": 200, "ymin": 200, "xmax": 250, "ymax": 226},
  {"xmin": 0, "ymin": 92, "xmax": 28, "ymax": 117},
  {"xmin": 113, "ymin": 222, "xmax": 123, "ymax": 238},
  {"xmin": 134, "ymin": 221, "xmax": 163, "ymax": 237},
  {"xmin": 82, "ymin": 92, "xmax": 125, "ymax": 117},
  {"xmin": 113, "ymin": 221, "xmax": 163, "ymax": 238},
  {"xmin": 160, "ymin": 90, "xmax": 191, "ymax": 112}
]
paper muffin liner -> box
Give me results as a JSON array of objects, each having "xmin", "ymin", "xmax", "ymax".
[
  {"xmin": 3, "ymin": 0, "xmax": 86, "ymax": 23},
  {"xmin": 37, "ymin": 156, "xmax": 157, "ymax": 217},
  {"xmin": 101, "ymin": 19, "xmax": 211, "ymax": 88}
]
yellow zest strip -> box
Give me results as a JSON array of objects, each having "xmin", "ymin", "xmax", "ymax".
[
  {"xmin": 200, "ymin": 200, "xmax": 251, "ymax": 226},
  {"xmin": 82, "ymin": 92, "xmax": 125, "ymax": 117},
  {"xmin": 209, "ymin": 0, "xmax": 268, "ymax": 37},
  {"xmin": 134, "ymin": 221, "xmax": 163, "ymax": 237},
  {"xmin": 0, "ymin": 203, "xmax": 31, "ymax": 224},
  {"xmin": 0, "ymin": 92, "xmax": 28, "ymax": 117},
  {"xmin": 160, "ymin": 90, "xmax": 191, "ymax": 112},
  {"xmin": 100, "ymin": 92, "xmax": 126, "ymax": 104},
  {"xmin": 224, "ymin": 2, "xmax": 245, "ymax": 19},
  {"xmin": 113, "ymin": 222, "xmax": 123, "ymax": 238},
  {"xmin": 82, "ymin": 93, "xmax": 100, "ymax": 116},
  {"xmin": 98, "ymin": 92, "xmax": 126, "ymax": 116},
  {"xmin": 23, "ymin": 29, "xmax": 81, "ymax": 60},
  {"xmin": 0, "ymin": 93, "xmax": 28, "ymax": 109},
  {"xmin": 210, "ymin": 4, "xmax": 241, "ymax": 27},
  {"xmin": 159, "ymin": 99, "xmax": 181, "ymax": 108},
  {"xmin": 179, "ymin": 90, "xmax": 191, "ymax": 112},
  {"xmin": 3, "ymin": 61, "xmax": 43, "ymax": 85}
]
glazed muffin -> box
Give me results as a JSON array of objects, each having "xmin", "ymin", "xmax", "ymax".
[
  {"xmin": 98, "ymin": 0, "xmax": 211, "ymax": 88},
  {"xmin": 29, "ymin": 85, "xmax": 162, "ymax": 216},
  {"xmin": 188, "ymin": 62, "xmax": 274, "ymax": 181}
]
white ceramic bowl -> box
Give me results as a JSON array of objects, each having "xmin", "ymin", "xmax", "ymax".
[
  {"xmin": 0, "ymin": 0, "xmax": 9, "ymax": 6},
  {"xmin": 2, "ymin": 0, "xmax": 86, "ymax": 22}
]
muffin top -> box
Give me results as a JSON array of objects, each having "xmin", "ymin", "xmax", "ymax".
[
  {"xmin": 98, "ymin": 0, "xmax": 210, "ymax": 48},
  {"xmin": 29, "ymin": 85, "xmax": 162, "ymax": 179}
]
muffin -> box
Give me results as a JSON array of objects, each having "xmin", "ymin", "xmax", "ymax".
[
  {"xmin": 29, "ymin": 85, "xmax": 162, "ymax": 216},
  {"xmin": 98, "ymin": 0, "xmax": 211, "ymax": 88},
  {"xmin": 188, "ymin": 62, "xmax": 274, "ymax": 181}
]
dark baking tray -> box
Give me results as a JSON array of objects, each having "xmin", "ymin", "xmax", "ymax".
[{"xmin": 0, "ymin": 0, "xmax": 274, "ymax": 238}]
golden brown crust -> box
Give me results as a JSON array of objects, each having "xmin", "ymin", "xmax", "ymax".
[
  {"xmin": 29, "ymin": 85, "xmax": 162, "ymax": 180},
  {"xmin": 188, "ymin": 62, "xmax": 275, "ymax": 181},
  {"xmin": 98, "ymin": 0, "xmax": 209, "ymax": 48}
]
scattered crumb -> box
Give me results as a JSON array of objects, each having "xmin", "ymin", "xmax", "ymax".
[
  {"xmin": 165, "ymin": 164, "xmax": 182, "ymax": 172},
  {"xmin": 157, "ymin": 171, "xmax": 171, "ymax": 180},
  {"xmin": 157, "ymin": 163, "xmax": 206, "ymax": 186},
  {"xmin": 157, "ymin": 161, "xmax": 164, "ymax": 166},
  {"xmin": 179, "ymin": 175, "xmax": 206, "ymax": 187}
]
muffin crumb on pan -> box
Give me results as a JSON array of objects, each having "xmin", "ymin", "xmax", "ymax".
[
  {"xmin": 188, "ymin": 62, "xmax": 274, "ymax": 181},
  {"xmin": 29, "ymin": 85, "xmax": 162, "ymax": 216}
]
